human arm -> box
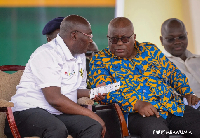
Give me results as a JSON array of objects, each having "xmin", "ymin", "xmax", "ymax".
[
  {"xmin": 30, "ymin": 49, "xmax": 106, "ymax": 136},
  {"xmin": 77, "ymin": 82, "xmax": 106, "ymax": 101},
  {"xmin": 89, "ymin": 50, "xmax": 141, "ymax": 112},
  {"xmin": 184, "ymin": 94, "xmax": 199, "ymax": 105},
  {"xmin": 134, "ymin": 100, "xmax": 160, "ymax": 118},
  {"xmin": 150, "ymin": 45, "xmax": 194, "ymax": 96},
  {"xmin": 42, "ymin": 86, "xmax": 106, "ymax": 137}
]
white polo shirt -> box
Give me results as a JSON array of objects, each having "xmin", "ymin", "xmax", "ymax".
[
  {"xmin": 163, "ymin": 49, "xmax": 200, "ymax": 97},
  {"xmin": 11, "ymin": 34, "xmax": 87, "ymax": 115}
]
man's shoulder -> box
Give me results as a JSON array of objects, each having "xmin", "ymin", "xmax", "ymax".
[
  {"xmin": 30, "ymin": 41, "xmax": 58, "ymax": 60},
  {"xmin": 139, "ymin": 42, "xmax": 158, "ymax": 50}
]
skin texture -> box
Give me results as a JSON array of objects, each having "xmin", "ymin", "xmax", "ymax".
[
  {"xmin": 59, "ymin": 15, "xmax": 93, "ymax": 56},
  {"xmin": 46, "ymin": 29, "xmax": 60, "ymax": 42},
  {"xmin": 42, "ymin": 15, "xmax": 106, "ymax": 137},
  {"xmin": 108, "ymin": 17, "xmax": 137, "ymax": 59},
  {"xmin": 160, "ymin": 18, "xmax": 188, "ymax": 61},
  {"xmin": 160, "ymin": 18, "xmax": 199, "ymax": 105}
]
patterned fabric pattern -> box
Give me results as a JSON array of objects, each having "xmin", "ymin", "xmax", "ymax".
[{"xmin": 89, "ymin": 41, "xmax": 194, "ymax": 119}]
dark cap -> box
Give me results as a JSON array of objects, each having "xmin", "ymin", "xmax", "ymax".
[{"xmin": 42, "ymin": 17, "xmax": 65, "ymax": 35}]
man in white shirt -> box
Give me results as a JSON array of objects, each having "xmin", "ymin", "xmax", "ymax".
[
  {"xmin": 160, "ymin": 18, "xmax": 200, "ymax": 99},
  {"xmin": 4, "ymin": 15, "xmax": 106, "ymax": 138}
]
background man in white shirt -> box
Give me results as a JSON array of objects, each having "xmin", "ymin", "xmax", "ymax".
[
  {"xmin": 4, "ymin": 15, "xmax": 106, "ymax": 138},
  {"xmin": 160, "ymin": 18, "xmax": 200, "ymax": 99}
]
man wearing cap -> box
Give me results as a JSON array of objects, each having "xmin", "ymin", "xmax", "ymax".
[
  {"xmin": 42, "ymin": 17, "xmax": 64, "ymax": 42},
  {"xmin": 42, "ymin": 17, "xmax": 99, "ymax": 90},
  {"xmin": 4, "ymin": 15, "xmax": 106, "ymax": 138}
]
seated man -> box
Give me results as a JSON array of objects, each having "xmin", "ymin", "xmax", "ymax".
[
  {"xmin": 4, "ymin": 15, "xmax": 106, "ymax": 138},
  {"xmin": 160, "ymin": 18, "xmax": 200, "ymax": 98},
  {"xmin": 89, "ymin": 17, "xmax": 200, "ymax": 138},
  {"xmin": 42, "ymin": 17, "xmax": 99, "ymax": 90}
]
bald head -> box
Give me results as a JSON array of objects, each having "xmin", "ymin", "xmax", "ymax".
[
  {"xmin": 60, "ymin": 15, "xmax": 91, "ymax": 38},
  {"xmin": 108, "ymin": 17, "xmax": 134, "ymax": 35},
  {"xmin": 160, "ymin": 18, "xmax": 188, "ymax": 60},
  {"xmin": 161, "ymin": 18, "xmax": 186, "ymax": 36}
]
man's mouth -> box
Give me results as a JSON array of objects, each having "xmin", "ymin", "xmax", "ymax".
[
  {"xmin": 115, "ymin": 49, "xmax": 124, "ymax": 53},
  {"xmin": 174, "ymin": 45, "xmax": 183, "ymax": 51}
]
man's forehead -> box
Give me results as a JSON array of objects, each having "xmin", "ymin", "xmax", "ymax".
[
  {"xmin": 162, "ymin": 20, "xmax": 185, "ymax": 33},
  {"xmin": 163, "ymin": 24, "xmax": 185, "ymax": 36},
  {"xmin": 108, "ymin": 26, "xmax": 133, "ymax": 35}
]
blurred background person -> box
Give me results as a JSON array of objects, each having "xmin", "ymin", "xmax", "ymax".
[
  {"xmin": 160, "ymin": 18, "xmax": 200, "ymax": 98},
  {"xmin": 42, "ymin": 17, "xmax": 64, "ymax": 42}
]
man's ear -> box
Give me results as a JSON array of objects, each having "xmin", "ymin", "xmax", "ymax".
[
  {"xmin": 134, "ymin": 34, "xmax": 136, "ymax": 39},
  {"xmin": 160, "ymin": 36, "xmax": 163, "ymax": 46},
  {"xmin": 47, "ymin": 37, "xmax": 52, "ymax": 42},
  {"xmin": 71, "ymin": 32, "xmax": 76, "ymax": 40}
]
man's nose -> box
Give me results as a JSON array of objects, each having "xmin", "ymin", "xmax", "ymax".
[
  {"xmin": 89, "ymin": 39, "xmax": 93, "ymax": 43},
  {"xmin": 174, "ymin": 37, "xmax": 181, "ymax": 44},
  {"xmin": 117, "ymin": 38, "xmax": 123, "ymax": 45}
]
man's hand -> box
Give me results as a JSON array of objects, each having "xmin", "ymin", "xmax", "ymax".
[
  {"xmin": 134, "ymin": 100, "xmax": 159, "ymax": 118},
  {"xmin": 93, "ymin": 82, "xmax": 107, "ymax": 102},
  {"xmin": 91, "ymin": 114, "xmax": 106, "ymax": 138},
  {"xmin": 184, "ymin": 94, "xmax": 199, "ymax": 106}
]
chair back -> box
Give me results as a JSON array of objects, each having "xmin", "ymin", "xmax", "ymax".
[
  {"xmin": 0, "ymin": 65, "xmax": 25, "ymax": 138},
  {"xmin": 95, "ymin": 103, "xmax": 129, "ymax": 138}
]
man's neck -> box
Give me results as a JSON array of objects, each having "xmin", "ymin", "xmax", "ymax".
[{"xmin": 180, "ymin": 53, "xmax": 187, "ymax": 61}]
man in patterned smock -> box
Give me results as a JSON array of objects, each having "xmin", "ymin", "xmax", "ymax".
[{"xmin": 89, "ymin": 17, "xmax": 200, "ymax": 138}]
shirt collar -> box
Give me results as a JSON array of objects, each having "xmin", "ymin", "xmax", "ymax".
[
  {"xmin": 162, "ymin": 48, "xmax": 173, "ymax": 58},
  {"xmin": 54, "ymin": 34, "xmax": 84, "ymax": 63},
  {"xmin": 162, "ymin": 48, "xmax": 200, "ymax": 58},
  {"xmin": 104, "ymin": 40, "xmax": 144, "ymax": 60}
]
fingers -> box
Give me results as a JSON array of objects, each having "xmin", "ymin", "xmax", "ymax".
[
  {"xmin": 101, "ymin": 127, "xmax": 106, "ymax": 138},
  {"xmin": 185, "ymin": 94, "xmax": 192, "ymax": 106},
  {"xmin": 94, "ymin": 93, "xmax": 106, "ymax": 102},
  {"xmin": 94, "ymin": 95, "xmax": 101, "ymax": 102},
  {"xmin": 141, "ymin": 107, "xmax": 160, "ymax": 118},
  {"xmin": 97, "ymin": 82, "xmax": 106, "ymax": 87},
  {"xmin": 191, "ymin": 95, "xmax": 199, "ymax": 105}
]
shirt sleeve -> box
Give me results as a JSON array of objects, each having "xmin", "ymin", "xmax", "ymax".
[
  {"xmin": 89, "ymin": 55, "xmax": 140, "ymax": 112},
  {"xmin": 150, "ymin": 44, "xmax": 194, "ymax": 96},
  {"xmin": 29, "ymin": 49, "xmax": 62, "ymax": 89}
]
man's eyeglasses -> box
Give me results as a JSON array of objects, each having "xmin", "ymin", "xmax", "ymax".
[
  {"xmin": 107, "ymin": 33, "xmax": 134, "ymax": 44},
  {"xmin": 85, "ymin": 51, "xmax": 99, "ymax": 57},
  {"xmin": 164, "ymin": 33, "xmax": 187, "ymax": 43},
  {"xmin": 75, "ymin": 30, "xmax": 93, "ymax": 39}
]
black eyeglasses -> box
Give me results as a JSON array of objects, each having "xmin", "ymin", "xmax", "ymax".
[
  {"xmin": 107, "ymin": 33, "xmax": 134, "ymax": 44},
  {"xmin": 85, "ymin": 51, "xmax": 99, "ymax": 56},
  {"xmin": 164, "ymin": 33, "xmax": 187, "ymax": 43}
]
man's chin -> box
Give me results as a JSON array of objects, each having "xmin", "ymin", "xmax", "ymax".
[
  {"xmin": 115, "ymin": 53, "xmax": 126, "ymax": 58},
  {"xmin": 172, "ymin": 51, "xmax": 184, "ymax": 57}
]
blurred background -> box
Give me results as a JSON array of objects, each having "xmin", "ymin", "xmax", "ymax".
[{"xmin": 0, "ymin": 0, "xmax": 199, "ymax": 66}]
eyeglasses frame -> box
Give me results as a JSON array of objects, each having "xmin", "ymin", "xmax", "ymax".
[
  {"xmin": 75, "ymin": 30, "xmax": 93, "ymax": 39},
  {"xmin": 107, "ymin": 33, "xmax": 135, "ymax": 44},
  {"xmin": 163, "ymin": 32, "xmax": 188, "ymax": 43}
]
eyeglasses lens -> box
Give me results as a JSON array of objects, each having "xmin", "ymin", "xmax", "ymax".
[
  {"xmin": 110, "ymin": 37, "xmax": 129, "ymax": 44},
  {"xmin": 167, "ymin": 35, "xmax": 187, "ymax": 43}
]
